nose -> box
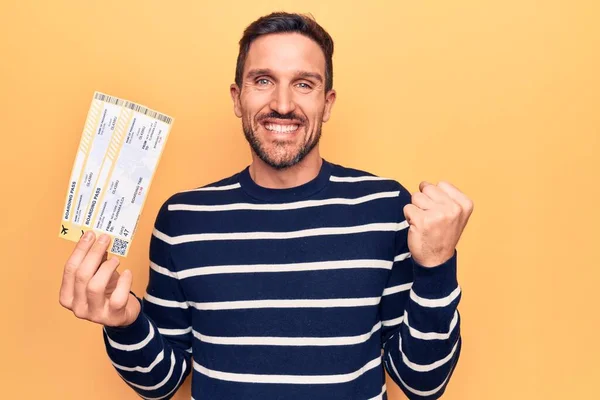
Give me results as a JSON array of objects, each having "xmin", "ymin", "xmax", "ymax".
[{"xmin": 269, "ymin": 84, "xmax": 296, "ymax": 115}]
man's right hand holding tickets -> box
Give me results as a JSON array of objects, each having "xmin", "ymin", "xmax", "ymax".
[{"xmin": 59, "ymin": 231, "xmax": 140, "ymax": 327}]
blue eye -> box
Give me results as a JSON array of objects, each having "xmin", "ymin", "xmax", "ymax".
[
  {"xmin": 257, "ymin": 79, "xmax": 270, "ymax": 85},
  {"xmin": 297, "ymin": 82, "xmax": 311, "ymax": 89}
]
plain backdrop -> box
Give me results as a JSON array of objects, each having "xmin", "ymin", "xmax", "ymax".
[{"xmin": 0, "ymin": 0, "xmax": 598, "ymax": 399}]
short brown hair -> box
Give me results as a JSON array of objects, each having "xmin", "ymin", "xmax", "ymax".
[{"xmin": 235, "ymin": 12, "xmax": 334, "ymax": 92}]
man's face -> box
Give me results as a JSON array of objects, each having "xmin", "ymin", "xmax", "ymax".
[{"xmin": 231, "ymin": 33, "xmax": 336, "ymax": 169}]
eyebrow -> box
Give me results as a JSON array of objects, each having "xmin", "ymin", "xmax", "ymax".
[
  {"xmin": 297, "ymin": 71, "xmax": 324, "ymax": 83},
  {"xmin": 245, "ymin": 68, "xmax": 324, "ymax": 83}
]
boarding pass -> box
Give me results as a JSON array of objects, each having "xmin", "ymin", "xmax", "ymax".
[{"xmin": 59, "ymin": 92, "xmax": 173, "ymax": 257}]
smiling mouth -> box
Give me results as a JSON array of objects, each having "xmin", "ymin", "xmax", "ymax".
[{"xmin": 263, "ymin": 123, "xmax": 300, "ymax": 133}]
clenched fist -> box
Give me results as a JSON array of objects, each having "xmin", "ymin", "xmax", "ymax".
[
  {"xmin": 403, "ymin": 181, "xmax": 474, "ymax": 268},
  {"xmin": 59, "ymin": 231, "xmax": 140, "ymax": 327}
]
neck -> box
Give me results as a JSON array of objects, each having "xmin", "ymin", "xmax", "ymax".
[{"xmin": 249, "ymin": 149, "xmax": 323, "ymax": 189}]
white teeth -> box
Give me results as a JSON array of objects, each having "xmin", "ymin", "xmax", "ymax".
[{"xmin": 264, "ymin": 123, "xmax": 299, "ymax": 133}]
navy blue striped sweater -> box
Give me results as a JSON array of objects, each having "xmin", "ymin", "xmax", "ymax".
[{"xmin": 102, "ymin": 159, "xmax": 462, "ymax": 400}]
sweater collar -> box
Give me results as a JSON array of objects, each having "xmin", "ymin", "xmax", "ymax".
[{"xmin": 239, "ymin": 158, "xmax": 332, "ymax": 203}]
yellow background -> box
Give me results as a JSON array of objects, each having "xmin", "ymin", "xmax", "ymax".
[{"xmin": 1, "ymin": 0, "xmax": 598, "ymax": 399}]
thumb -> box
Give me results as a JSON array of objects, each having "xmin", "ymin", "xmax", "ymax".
[
  {"xmin": 107, "ymin": 270, "xmax": 140, "ymax": 326},
  {"xmin": 109, "ymin": 270, "xmax": 132, "ymax": 310}
]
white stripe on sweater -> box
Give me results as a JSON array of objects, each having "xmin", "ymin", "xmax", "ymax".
[
  {"xmin": 155, "ymin": 259, "xmax": 393, "ymax": 280},
  {"xmin": 150, "ymin": 262, "xmax": 178, "ymax": 279},
  {"xmin": 394, "ymin": 252, "xmax": 411, "ymax": 262},
  {"xmin": 168, "ymin": 191, "xmax": 399, "ymax": 212},
  {"xmin": 404, "ymin": 310, "xmax": 459, "ymax": 340},
  {"xmin": 410, "ymin": 286, "xmax": 461, "ymax": 308},
  {"xmin": 382, "ymin": 315, "xmax": 404, "ymax": 327},
  {"xmin": 382, "ymin": 282, "xmax": 412, "ymax": 296},
  {"xmin": 158, "ymin": 326, "xmax": 193, "ymax": 336},
  {"xmin": 145, "ymin": 293, "xmax": 382, "ymax": 310},
  {"xmin": 140, "ymin": 359, "xmax": 188, "ymax": 400},
  {"xmin": 399, "ymin": 335, "xmax": 460, "ymax": 372},
  {"xmin": 184, "ymin": 183, "xmax": 241, "ymax": 192},
  {"xmin": 387, "ymin": 349, "xmax": 455, "ymax": 396},
  {"xmin": 104, "ymin": 320, "xmax": 154, "ymax": 351},
  {"xmin": 192, "ymin": 322, "xmax": 382, "ymax": 346},
  {"xmin": 193, "ymin": 355, "xmax": 381, "ymax": 384},
  {"xmin": 112, "ymin": 349, "xmax": 164, "ymax": 373},
  {"xmin": 192, "ymin": 297, "xmax": 381, "ymax": 310},
  {"xmin": 154, "ymin": 221, "xmax": 409, "ymax": 245},
  {"xmin": 330, "ymin": 175, "xmax": 392, "ymax": 182},
  {"xmin": 120, "ymin": 351, "xmax": 176, "ymax": 391},
  {"xmin": 145, "ymin": 294, "xmax": 189, "ymax": 309}
]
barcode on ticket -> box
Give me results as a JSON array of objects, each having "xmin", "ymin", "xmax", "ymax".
[
  {"xmin": 125, "ymin": 101, "xmax": 172, "ymax": 124},
  {"xmin": 94, "ymin": 92, "xmax": 125, "ymax": 106},
  {"xmin": 110, "ymin": 238, "xmax": 130, "ymax": 256}
]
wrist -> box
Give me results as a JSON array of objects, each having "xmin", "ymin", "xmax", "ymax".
[
  {"xmin": 411, "ymin": 250, "xmax": 459, "ymax": 298},
  {"xmin": 105, "ymin": 293, "xmax": 143, "ymax": 330},
  {"xmin": 412, "ymin": 250, "xmax": 455, "ymax": 268}
]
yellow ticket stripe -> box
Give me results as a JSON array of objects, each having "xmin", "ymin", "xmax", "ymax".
[{"xmin": 59, "ymin": 95, "xmax": 104, "ymax": 241}]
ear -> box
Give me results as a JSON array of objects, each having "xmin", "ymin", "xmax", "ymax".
[
  {"xmin": 322, "ymin": 89, "xmax": 337, "ymax": 123},
  {"xmin": 230, "ymin": 84, "xmax": 242, "ymax": 118}
]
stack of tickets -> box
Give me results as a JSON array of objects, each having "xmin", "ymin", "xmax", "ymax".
[{"xmin": 59, "ymin": 92, "xmax": 174, "ymax": 257}]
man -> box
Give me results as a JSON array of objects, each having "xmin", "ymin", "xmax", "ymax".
[{"xmin": 59, "ymin": 12, "xmax": 473, "ymax": 400}]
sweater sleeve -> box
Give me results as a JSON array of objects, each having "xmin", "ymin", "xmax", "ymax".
[
  {"xmin": 380, "ymin": 187, "xmax": 462, "ymax": 399},
  {"xmin": 102, "ymin": 200, "xmax": 192, "ymax": 399}
]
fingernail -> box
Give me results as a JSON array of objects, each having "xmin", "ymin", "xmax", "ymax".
[
  {"xmin": 98, "ymin": 234, "xmax": 110, "ymax": 244},
  {"xmin": 82, "ymin": 231, "xmax": 93, "ymax": 241}
]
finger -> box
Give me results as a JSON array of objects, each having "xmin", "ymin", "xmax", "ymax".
[
  {"xmin": 411, "ymin": 191, "xmax": 435, "ymax": 210},
  {"xmin": 437, "ymin": 181, "xmax": 474, "ymax": 213},
  {"xmin": 403, "ymin": 203, "xmax": 424, "ymax": 227},
  {"xmin": 109, "ymin": 269, "xmax": 133, "ymax": 312},
  {"xmin": 73, "ymin": 234, "xmax": 111, "ymax": 307},
  {"xmin": 59, "ymin": 231, "xmax": 96, "ymax": 309},
  {"xmin": 86, "ymin": 257, "xmax": 121, "ymax": 313},
  {"xmin": 107, "ymin": 269, "xmax": 120, "ymax": 290},
  {"xmin": 419, "ymin": 181, "xmax": 452, "ymax": 204},
  {"xmin": 418, "ymin": 181, "xmax": 433, "ymax": 192}
]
